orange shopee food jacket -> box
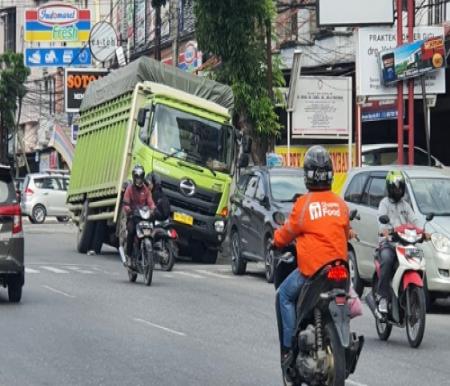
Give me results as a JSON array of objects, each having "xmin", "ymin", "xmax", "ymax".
[{"xmin": 274, "ymin": 191, "xmax": 349, "ymax": 277}]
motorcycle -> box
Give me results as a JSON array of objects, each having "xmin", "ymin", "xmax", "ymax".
[
  {"xmin": 153, "ymin": 219, "xmax": 178, "ymax": 271},
  {"xmin": 365, "ymin": 213, "xmax": 434, "ymax": 348},
  {"xmin": 119, "ymin": 206, "xmax": 155, "ymax": 286},
  {"xmin": 272, "ymin": 210, "xmax": 364, "ymax": 386}
]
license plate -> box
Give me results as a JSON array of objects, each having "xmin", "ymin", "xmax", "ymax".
[{"xmin": 173, "ymin": 212, "xmax": 193, "ymax": 226}]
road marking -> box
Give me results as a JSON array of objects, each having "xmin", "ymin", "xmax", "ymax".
[
  {"xmin": 42, "ymin": 285, "xmax": 75, "ymax": 298},
  {"xmin": 195, "ymin": 269, "xmax": 231, "ymax": 279},
  {"xmin": 65, "ymin": 266, "xmax": 95, "ymax": 274},
  {"xmin": 173, "ymin": 271, "xmax": 205, "ymax": 279},
  {"xmin": 160, "ymin": 273, "xmax": 175, "ymax": 279},
  {"xmin": 133, "ymin": 318, "xmax": 186, "ymax": 337},
  {"xmin": 347, "ymin": 380, "xmax": 368, "ymax": 386},
  {"xmin": 25, "ymin": 267, "xmax": 40, "ymax": 273},
  {"xmin": 40, "ymin": 266, "xmax": 70, "ymax": 274}
]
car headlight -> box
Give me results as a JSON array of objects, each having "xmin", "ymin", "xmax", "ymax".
[
  {"xmin": 431, "ymin": 233, "xmax": 450, "ymax": 253},
  {"xmin": 214, "ymin": 220, "xmax": 225, "ymax": 233}
]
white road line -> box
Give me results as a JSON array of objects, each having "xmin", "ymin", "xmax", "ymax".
[
  {"xmin": 133, "ymin": 318, "xmax": 186, "ymax": 337},
  {"xmin": 25, "ymin": 267, "xmax": 40, "ymax": 273},
  {"xmin": 195, "ymin": 269, "xmax": 231, "ymax": 279},
  {"xmin": 42, "ymin": 285, "xmax": 75, "ymax": 298},
  {"xmin": 40, "ymin": 266, "xmax": 70, "ymax": 274},
  {"xmin": 347, "ymin": 379, "xmax": 368, "ymax": 386},
  {"xmin": 65, "ymin": 266, "xmax": 95, "ymax": 274},
  {"xmin": 172, "ymin": 271, "xmax": 205, "ymax": 279},
  {"xmin": 160, "ymin": 273, "xmax": 175, "ymax": 279}
]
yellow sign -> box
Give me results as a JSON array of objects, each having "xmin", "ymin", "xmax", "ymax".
[{"xmin": 274, "ymin": 144, "xmax": 356, "ymax": 194}]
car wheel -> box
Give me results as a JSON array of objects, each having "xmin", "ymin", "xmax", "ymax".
[
  {"xmin": 8, "ymin": 275, "xmax": 23, "ymax": 303},
  {"xmin": 56, "ymin": 216, "xmax": 70, "ymax": 223},
  {"xmin": 424, "ymin": 276, "xmax": 437, "ymax": 312},
  {"xmin": 264, "ymin": 235, "xmax": 275, "ymax": 283},
  {"xmin": 28, "ymin": 216, "xmax": 37, "ymax": 224},
  {"xmin": 231, "ymin": 228, "xmax": 246, "ymax": 275},
  {"xmin": 31, "ymin": 204, "xmax": 46, "ymax": 224},
  {"xmin": 348, "ymin": 250, "xmax": 364, "ymax": 297}
]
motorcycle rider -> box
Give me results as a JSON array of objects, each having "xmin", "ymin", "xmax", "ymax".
[
  {"xmin": 146, "ymin": 172, "xmax": 171, "ymax": 222},
  {"xmin": 123, "ymin": 165, "xmax": 155, "ymax": 268},
  {"xmin": 377, "ymin": 170, "xmax": 430, "ymax": 313},
  {"xmin": 273, "ymin": 145, "xmax": 352, "ymax": 384}
]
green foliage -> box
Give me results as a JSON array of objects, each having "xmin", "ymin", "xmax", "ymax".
[
  {"xmin": 194, "ymin": 0, "xmax": 284, "ymax": 138},
  {"xmin": 0, "ymin": 52, "xmax": 30, "ymax": 131}
]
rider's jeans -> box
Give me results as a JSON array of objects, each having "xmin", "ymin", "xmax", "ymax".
[
  {"xmin": 378, "ymin": 244, "xmax": 397, "ymax": 299},
  {"xmin": 278, "ymin": 268, "xmax": 306, "ymax": 349}
]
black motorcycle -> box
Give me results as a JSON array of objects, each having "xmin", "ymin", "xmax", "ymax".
[
  {"xmin": 153, "ymin": 219, "xmax": 178, "ymax": 272},
  {"xmin": 272, "ymin": 210, "xmax": 364, "ymax": 386},
  {"xmin": 119, "ymin": 206, "xmax": 155, "ymax": 286}
]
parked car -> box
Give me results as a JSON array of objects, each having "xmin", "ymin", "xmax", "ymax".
[
  {"xmin": 342, "ymin": 165, "xmax": 450, "ymax": 308},
  {"xmin": 228, "ymin": 167, "xmax": 307, "ymax": 282},
  {"xmin": 21, "ymin": 170, "xmax": 70, "ymax": 224},
  {"xmin": 0, "ymin": 164, "xmax": 24, "ymax": 302},
  {"xmin": 361, "ymin": 144, "xmax": 444, "ymax": 167}
]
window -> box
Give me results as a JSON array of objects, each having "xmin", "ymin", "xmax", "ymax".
[
  {"xmin": 362, "ymin": 178, "xmax": 386, "ymax": 208},
  {"xmin": 255, "ymin": 177, "xmax": 266, "ymax": 201},
  {"xmin": 236, "ymin": 174, "xmax": 250, "ymax": 193},
  {"xmin": 0, "ymin": 169, "xmax": 15, "ymax": 204},
  {"xmin": 2, "ymin": 8, "xmax": 16, "ymax": 52},
  {"xmin": 35, "ymin": 178, "xmax": 60, "ymax": 190},
  {"xmin": 344, "ymin": 173, "xmax": 368, "ymax": 203},
  {"xmin": 244, "ymin": 176, "xmax": 258, "ymax": 198}
]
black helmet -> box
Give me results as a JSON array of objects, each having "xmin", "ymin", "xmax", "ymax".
[
  {"xmin": 303, "ymin": 145, "xmax": 333, "ymax": 191},
  {"xmin": 386, "ymin": 170, "xmax": 405, "ymax": 203},
  {"xmin": 146, "ymin": 171, "xmax": 161, "ymax": 190},
  {"xmin": 132, "ymin": 164, "xmax": 145, "ymax": 187}
]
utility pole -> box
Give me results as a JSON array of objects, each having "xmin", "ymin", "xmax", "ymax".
[
  {"xmin": 171, "ymin": 0, "xmax": 180, "ymax": 67},
  {"xmin": 407, "ymin": 0, "xmax": 415, "ymax": 165},
  {"xmin": 396, "ymin": 0, "xmax": 404, "ymax": 164},
  {"xmin": 155, "ymin": 6, "xmax": 162, "ymax": 60}
]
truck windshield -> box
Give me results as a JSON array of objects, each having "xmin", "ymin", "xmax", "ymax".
[{"xmin": 150, "ymin": 104, "xmax": 233, "ymax": 173}]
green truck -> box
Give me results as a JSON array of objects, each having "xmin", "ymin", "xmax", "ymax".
[{"xmin": 67, "ymin": 57, "xmax": 242, "ymax": 263}]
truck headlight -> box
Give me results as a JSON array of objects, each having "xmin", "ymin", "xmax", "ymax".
[
  {"xmin": 214, "ymin": 220, "xmax": 225, "ymax": 233},
  {"xmin": 431, "ymin": 233, "xmax": 450, "ymax": 253}
]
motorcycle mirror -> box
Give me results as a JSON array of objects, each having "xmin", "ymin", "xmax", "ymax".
[
  {"xmin": 426, "ymin": 213, "xmax": 435, "ymax": 222},
  {"xmin": 273, "ymin": 212, "xmax": 286, "ymax": 226},
  {"xmin": 378, "ymin": 215, "xmax": 390, "ymax": 225},
  {"xmin": 349, "ymin": 209, "xmax": 360, "ymax": 221}
]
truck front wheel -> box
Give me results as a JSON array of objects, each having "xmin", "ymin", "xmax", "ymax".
[{"xmin": 191, "ymin": 242, "xmax": 218, "ymax": 264}]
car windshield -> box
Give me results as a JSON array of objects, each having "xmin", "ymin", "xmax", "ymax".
[
  {"xmin": 0, "ymin": 169, "xmax": 16, "ymax": 204},
  {"xmin": 410, "ymin": 178, "xmax": 450, "ymax": 215},
  {"xmin": 270, "ymin": 173, "xmax": 306, "ymax": 202},
  {"xmin": 150, "ymin": 104, "xmax": 233, "ymax": 173}
]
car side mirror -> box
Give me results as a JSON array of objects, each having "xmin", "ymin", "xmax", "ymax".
[
  {"xmin": 379, "ymin": 215, "xmax": 390, "ymax": 225},
  {"xmin": 238, "ymin": 153, "xmax": 249, "ymax": 168},
  {"xmin": 273, "ymin": 212, "xmax": 285, "ymax": 226},
  {"xmin": 349, "ymin": 209, "xmax": 360, "ymax": 221},
  {"xmin": 426, "ymin": 213, "xmax": 434, "ymax": 222},
  {"xmin": 137, "ymin": 108, "xmax": 149, "ymax": 127}
]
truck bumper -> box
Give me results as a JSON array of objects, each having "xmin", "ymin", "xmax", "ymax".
[{"xmin": 170, "ymin": 206, "xmax": 227, "ymax": 249}]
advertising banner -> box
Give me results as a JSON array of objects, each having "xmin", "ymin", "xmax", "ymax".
[
  {"xmin": 291, "ymin": 76, "xmax": 352, "ymax": 137},
  {"xmin": 24, "ymin": 4, "xmax": 91, "ymax": 42},
  {"xmin": 275, "ymin": 144, "xmax": 356, "ymax": 194},
  {"xmin": 25, "ymin": 47, "xmax": 91, "ymax": 67},
  {"xmin": 379, "ymin": 36, "xmax": 446, "ymax": 86},
  {"xmin": 65, "ymin": 68, "xmax": 109, "ymax": 112},
  {"xmin": 356, "ymin": 26, "xmax": 446, "ymax": 96}
]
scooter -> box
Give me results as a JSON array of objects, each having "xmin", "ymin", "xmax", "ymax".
[
  {"xmin": 153, "ymin": 219, "xmax": 178, "ymax": 271},
  {"xmin": 273, "ymin": 210, "xmax": 364, "ymax": 386},
  {"xmin": 119, "ymin": 206, "xmax": 155, "ymax": 286},
  {"xmin": 365, "ymin": 213, "xmax": 434, "ymax": 348}
]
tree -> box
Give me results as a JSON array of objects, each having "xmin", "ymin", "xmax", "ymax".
[
  {"xmin": 152, "ymin": 0, "xmax": 168, "ymax": 61},
  {"xmin": 194, "ymin": 0, "xmax": 284, "ymax": 164},
  {"xmin": 0, "ymin": 52, "xmax": 30, "ymax": 171}
]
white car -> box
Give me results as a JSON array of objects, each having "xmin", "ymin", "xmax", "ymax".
[{"xmin": 362, "ymin": 144, "xmax": 444, "ymax": 167}]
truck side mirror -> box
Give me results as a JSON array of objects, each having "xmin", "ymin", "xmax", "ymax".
[
  {"xmin": 137, "ymin": 108, "xmax": 149, "ymax": 127},
  {"xmin": 242, "ymin": 135, "xmax": 252, "ymax": 154}
]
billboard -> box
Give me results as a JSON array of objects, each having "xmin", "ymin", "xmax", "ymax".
[
  {"xmin": 65, "ymin": 68, "xmax": 109, "ymax": 112},
  {"xmin": 25, "ymin": 47, "xmax": 91, "ymax": 67},
  {"xmin": 356, "ymin": 26, "xmax": 446, "ymax": 96},
  {"xmin": 317, "ymin": 0, "xmax": 394, "ymax": 27},
  {"xmin": 379, "ymin": 36, "xmax": 446, "ymax": 86},
  {"xmin": 291, "ymin": 76, "xmax": 352, "ymax": 137},
  {"xmin": 25, "ymin": 3, "xmax": 91, "ymax": 42}
]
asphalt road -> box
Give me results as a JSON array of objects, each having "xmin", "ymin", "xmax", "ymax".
[{"xmin": 1, "ymin": 223, "xmax": 449, "ymax": 386}]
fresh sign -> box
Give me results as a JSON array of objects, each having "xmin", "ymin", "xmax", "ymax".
[{"xmin": 38, "ymin": 4, "xmax": 78, "ymax": 26}]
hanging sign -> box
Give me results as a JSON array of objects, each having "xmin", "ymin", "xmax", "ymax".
[{"xmin": 89, "ymin": 22, "xmax": 119, "ymax": 62}]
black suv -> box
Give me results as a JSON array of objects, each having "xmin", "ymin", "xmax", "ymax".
[
  {"xmin": 228, "ymin": 167, "xmax": 306, "ymax": 282},
  {"xmin": 0, "ymin": 164, "xmax": 24, "ymax": 302}
]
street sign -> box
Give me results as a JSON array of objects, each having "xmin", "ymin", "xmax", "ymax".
[
  {"xmin": 89, "ymin": 22, "xmax": 119, "ymax": 62},
  {"xmin": 24, "ymin": 3, "xmax": 91, "ymax": 42},
  {"xmin": 65, "ymin": 68, "xmax": 109, "ymax": 112},
  {"xmin": 25, "ymin": 47, "xmax": 91, "ymax": 67},
  {"xmin": 361, "ymin": 100, "xmax": 400, "ymax": 122}
]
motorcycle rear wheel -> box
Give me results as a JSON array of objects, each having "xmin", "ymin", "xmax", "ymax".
[
  {"xmin": 159, "ymin": 239, "xmax": 176, "ymax": 272},
  {"xmin": 324, "ymin": 321, "xmax": 346, "ymax": 386},
  {"xmin": 143, "ymin": 239, "xmax": 154, "ymax": 286},
  {"xmin": 406, "ymin": 285, "xmax": 426, "ymax": 348}
]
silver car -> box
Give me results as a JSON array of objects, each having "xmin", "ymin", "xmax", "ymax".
[
  {"xmin": 21, "ymin": 171, "xmax": 70, "ymax": 224},
  {"xmin": 342, "ymin": 166, "xmax": 450, "ymax": 307}
]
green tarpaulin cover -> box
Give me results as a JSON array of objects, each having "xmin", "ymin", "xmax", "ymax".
[{"xmin": 80, "ymin": 56, "xmax": 234, "ymax": 112}]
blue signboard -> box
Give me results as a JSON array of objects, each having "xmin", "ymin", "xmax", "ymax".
[
  {"xmin": 361, "ymin": 110, "xmax": 398, "ymax": 122},
  {"xmin": 25, "ymin": 47, "xmax": 91, "ymax": 67}
]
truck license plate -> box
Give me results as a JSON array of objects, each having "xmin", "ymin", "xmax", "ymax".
[{"xmin": 173, "ymin": 212, "xmax": 193, "ymax": 226}]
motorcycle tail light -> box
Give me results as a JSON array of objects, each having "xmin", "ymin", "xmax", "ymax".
[
  {"xmin": 327, "ymin": 266, "xmax": 348, "ymax": 281},
  {"xmin": 167, "ymin": 229, "xmax": 178, "ymax": 239},
  {"xmin": 335, "ymin": 295, "xmax": 346, "ymax": 305}
]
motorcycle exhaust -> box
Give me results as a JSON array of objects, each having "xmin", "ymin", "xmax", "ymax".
[
  {"xmin": 365, "ymin": 292, "xmax": 383, "ymax": 320},
  {"xmin": 118, "ymin": 246, "xmax": 127, "ymax": 264}
]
